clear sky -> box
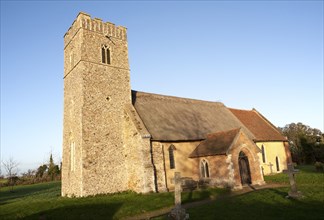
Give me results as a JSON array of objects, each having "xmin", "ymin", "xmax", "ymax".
[{"xmin": 1, "ymin": 1, "xmax": 323, "ymax": 174}]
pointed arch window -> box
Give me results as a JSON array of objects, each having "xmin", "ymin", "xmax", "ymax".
[
  {"xmin": 261, "ymin": 145, "xmax": 266, "ymax": 163},
  {"xmin": 101, "ymin": 45, "xmax": 111, "ymax": 64},
  {"xmin": 168, "ymin": 145, "xmax": 176, "ymax": 169},
  {"xmin": 200, "ymin": 159, "xmax": 210, "ymax": 178},
  {"xmin": 275, "ymin": 156, "xmax": 280, "ymax": 172}
]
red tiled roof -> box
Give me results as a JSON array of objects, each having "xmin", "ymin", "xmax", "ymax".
[
  {"xmin": 189, "ymin": 128, "xmax": 241, "ymax": 158},
  {"xmin": 229, "ymin": 108, "xmax": 286, "ymax": 142}
]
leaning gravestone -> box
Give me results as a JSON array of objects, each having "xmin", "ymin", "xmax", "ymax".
[
  {"xmin": 283, "ymin": 163, "xmax": 303, "ymax": 199},
  {"xmin": 168, "ymin": 172, "xmax": 189, "ymax": 220}
]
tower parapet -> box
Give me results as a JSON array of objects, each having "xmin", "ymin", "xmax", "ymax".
[{"xmin": 64, "ymin": 12, "xmax": 127, "ymax": 48}]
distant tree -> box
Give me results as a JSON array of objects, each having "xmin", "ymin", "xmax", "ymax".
[
  {"xmin": 0, "ymin": 174, "xmax": 4, "ymax": 192},
  {"xmin": 26, "ymin": 169, "xmax": 36, "ymax": 177},
  {"xmin": 48, "ymin": 154, "xmax": 55, "ymax": 180},
  {"xmin": 279, "ymin": 122, "xmax": 323, "ymax": 164},
  {"xmin": 300, "ymin": 136, "xmax": 316, "ymax": 164},
  {"xmin": 2, "ymin": 157, "xmax": 19, "ymax": 192},
  {"xmin": 48, "ymin": 154, "xmax": 60, "ymax": 181},
  {"xmin": 21, "ymin": 169, "xmax": 36, "ymax": 184},
  {"xmin": 36, "ymin": 164, "xmax": 48, "ymax": 179},
  {"xmin": 35, "ymin": 153, "xmax": 61, "ymax": 182},
  {"xmin": 47, "ymin": 154, "xmax": 60, "ymax": 181}
]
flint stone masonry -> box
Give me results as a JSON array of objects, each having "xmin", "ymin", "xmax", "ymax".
[
  {"xmin": 62, "ymin": 12, "xmax": 153, "ymax": 197},
  {"xmin": 152, "ymin": 142, "xmax": 168, "ymax": 192},
  {"xmin": 64, "ymin": 12, "xmax": 127, "ymax": 48},
  {"xmin": 123, "ymin": 105, "xmax": 155, "ymax": 193}
]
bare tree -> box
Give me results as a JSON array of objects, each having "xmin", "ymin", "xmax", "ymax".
[{"xmin": 2, "ymin": 157, "xmax": 19, "ymax": 192}]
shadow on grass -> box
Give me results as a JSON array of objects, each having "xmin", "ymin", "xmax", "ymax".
[
  {"xmin": 23, "ymin": 203, "xmax": 123, "ymax": 220},
  {"xmin": 265, "ymin": 188, "xmax": 289, "ymax": 198},
  {"xmin": 296, "ymin": 165, "xmax": 318, "ymax": 173},
  {"xmin": 182, "ymin": 188, "xmax": 231, "ymax": 204},
  {"xmin": 0, "ymin": 182, "xmax": 60, "ymax": 205},
  {"xmin": 187, "ymin": 188, "xmax": 324, "ymax": 220},
  {"xmin": 182, "ymin": 190, "xmax": 210, "ymax": 204}
]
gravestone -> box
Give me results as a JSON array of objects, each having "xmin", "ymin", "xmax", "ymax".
[
  {"xmin": 168, "ymin": 172, "xmax": 189, "ymax": 220},
  {"xmin": 283, "ymin": 163, "xmax": 303, "ymax": 199},
  {"xmin": 174, "ymin": 172, "xmax": 182, "ymax": 206}
]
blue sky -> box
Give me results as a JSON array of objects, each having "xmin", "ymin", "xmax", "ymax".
[{"xmin": 1, "ymin": 1, "xmax": 323, "ymax": 174}]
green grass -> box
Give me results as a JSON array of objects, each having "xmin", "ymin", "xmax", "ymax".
[
  {"xmin": 185, "ymin": 165, "xmax": 324, "ymax": 220},
  {"xmin": 0, "ymin": 181, "xmax": 226, "ymax": 220},
  {"xmin": 0, "ymin": 166, "xmax": 323, "ymax": 220}
]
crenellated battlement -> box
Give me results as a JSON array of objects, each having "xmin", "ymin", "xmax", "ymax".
[{"xmin": 64, "ymin": 12, "xmax": 127, "ymax": 47}]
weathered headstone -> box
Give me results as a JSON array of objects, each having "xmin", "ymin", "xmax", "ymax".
[
  {"xmin": 168, "ymin": 172, "xmax": 189, "ymax": 220},
  {"xmin": 174, "ymin": 172, "xmax": 182, "ymax": 206},
  {"xmin": 283, "ymin": 163, "xmax": 303, "ymax": 199}
]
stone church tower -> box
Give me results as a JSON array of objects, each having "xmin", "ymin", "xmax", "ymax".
[{"xmin": 62, "ymin": 12, "xmax": 154, "ymax": 197}]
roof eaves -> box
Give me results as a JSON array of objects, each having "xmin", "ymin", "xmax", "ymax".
[
  {"xmin": 254, "ymin": 139, "xmax": 287, "ymax": 142},
  {"xmin": 132, "ymin": 90, "xmax": 225, "ymax": 106},
  {"xmin": 151, "ymin": 138, "xmax": 205, "ymax": 142},
  {"xmin": 189, "ymin": 152, "xmax": 226, "ymax": 158}
]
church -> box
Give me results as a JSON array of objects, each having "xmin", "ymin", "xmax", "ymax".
[{"xmin": 62, "ymin": 12, "xmax": 291, "ymax": 197}]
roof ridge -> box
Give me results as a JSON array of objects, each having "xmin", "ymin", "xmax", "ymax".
[
  {"xmin": 228, "ymin": 107, "xmax": 254, "ymax": 112},
  {"xmin": 132, "ymin": 90, "xmax": 225, "ymax": 106}
]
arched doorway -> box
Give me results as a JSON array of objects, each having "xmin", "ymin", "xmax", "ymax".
[{"xmin": 239, "ymin": 151, "xmax": 252, "ymax": 185}]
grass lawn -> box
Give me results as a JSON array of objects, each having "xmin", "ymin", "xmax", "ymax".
[
  {"xmin": 0, "ymin": 166, "xmax": 323, "ymax": 219},
  {"xmin": 185, "ymin": 165, "xmax": 324, "ymax": 220},
  {"xmin": 0, "ymin": 181, "xmax": 226, "ymax": 219}
]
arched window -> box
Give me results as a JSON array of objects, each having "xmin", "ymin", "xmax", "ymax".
[
  {"xmin": 168, "ymin": 145, "xmax": 176, "ymax": 169},
  {"xmin": 275, "ymin": 156, "xmax": 280, "ymax": 172},
  {"xmin": 200, "ymin": 159, "xmax": 210, "ymax": 178},
  {"xmin": 261, "ymin": 145, "xmax": 266, "ymax": 163},
  {"xmin": 101, "ymin": 45, "xmax": 111, "ymax": 64}
]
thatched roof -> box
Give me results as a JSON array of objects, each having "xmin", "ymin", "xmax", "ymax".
[
  {"xmin": 131, "ymin": 91, "xmax": 253, "ymax": 141},
  {"xmin": 189, "ymin": 128, "xmax": 241, "ymax": 158},
  {"xmin": 229, "ymin": 108, "xmax": 286, "ymax": 141}
]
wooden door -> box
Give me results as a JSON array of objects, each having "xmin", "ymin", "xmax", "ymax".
[{"xmin": 239, "ymin": 152, "xmax": 252, "ymax": 185}]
